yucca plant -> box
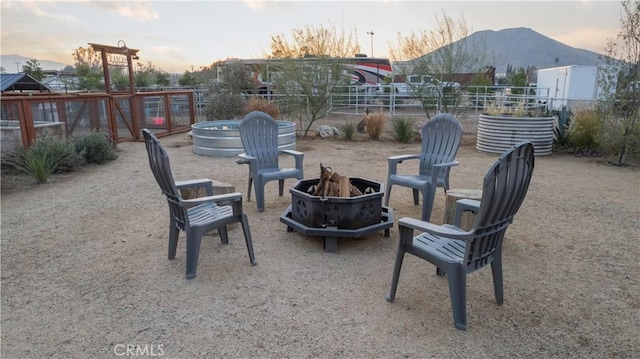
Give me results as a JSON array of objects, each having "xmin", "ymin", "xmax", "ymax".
[
  {"xmin": 337, "ymin": 121, "xmax": 357, "ymax": 141},
  {"xmin": 391, "ymin": 117, "xmax": 415, "ymax": 143},
  {"xmin": 4, "ymin": 136, "xmax": 83, "ymax": 183},
  {"xmin": 553, "ymin": 106, "xmax": 573, "ymax": 148}
]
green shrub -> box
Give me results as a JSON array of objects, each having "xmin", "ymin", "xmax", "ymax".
[
  {"xmin": 568, "ymin": 107, "xmax": 603, "ymax": 151},
  {"xmin": 391, "ymin": 117, "xmax": 415, "ymax": 143},
  {"xmin": 4, "ymin": 136, "xmax": 83, "ymax": 183},
  {"xmin": 337, "ymin": 121, "xmax": 357, "ymax": 141},
  {"xmin": 72, "ymin": 132, "xmax": 118, "ymax": 164},
  {"xmin": 205, "ymin": 83, "xmax": 246, "ymax": 120}
]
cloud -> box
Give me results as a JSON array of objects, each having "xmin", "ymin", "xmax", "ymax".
[
  {"xmin": 85, "ymin": 1, "xmax": 159, "ymax": 22},
  {"xmin": 12, "ymin": 0, "xmax": 81, "ymax": 23},
  {"xmin": 146, "ymin": 46, "xmax": 185, "ymax": 58}
]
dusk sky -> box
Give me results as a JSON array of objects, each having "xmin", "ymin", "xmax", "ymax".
[{"xmin": 0, "ymin": 1, "xmax": 622, "ymax": 73}]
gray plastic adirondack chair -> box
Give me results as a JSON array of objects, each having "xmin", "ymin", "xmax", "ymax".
[
  {"xmin": 142, "ymin": 129, "xmax": 257, "ymax": 279},
  {"xmin": 386, "ymin": 141, "xmax": 535, "ymax": 330},
  {"xmin": 384, "ymin": 113, "xmax": 463, "ymax": 222},
  {"xmin": 238, "ymin": 111, "xmax": 304, "ymax": 212}
]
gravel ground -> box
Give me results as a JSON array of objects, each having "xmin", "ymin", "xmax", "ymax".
[{"xmin": 1, "ymin": 113, "xmax": 639, "ymax": 358}]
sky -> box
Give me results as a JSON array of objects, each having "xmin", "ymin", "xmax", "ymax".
[{"xmin": 0, "ymin": 0, "xmax": 623, "ymax": 74}]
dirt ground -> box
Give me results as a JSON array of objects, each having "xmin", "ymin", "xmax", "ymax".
[{"xmin": 1, "ymin": 112, "xmax": 639, "ymax": 358}]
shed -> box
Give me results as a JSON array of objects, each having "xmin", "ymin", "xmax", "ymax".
[{"xmin": 1, "ymin": 73, "xmax": 51, "ymax": 92}]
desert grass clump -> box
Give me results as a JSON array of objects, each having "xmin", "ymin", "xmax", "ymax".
[
  {"xmin": 391, "ymin": 117, "xmax": 415, "ymax": 143},
  {"xmin": 4, "ymin": 135, "xmax": 83, "ymax": 184},
  {"xmin": 244, "ymin": 96, "xmax": 280, "ymax": 119},
  {"xmin": 72, "ymin": 131, "xmax": 118, "ymax": 164},
  {"xmin": 364, "ymin": 109, "xmax": 387, "ymax": 139},
  {"xmin": 337, "ymin": 121, "xmax": 357, "ymax": 141},
  {"xmin": 569, "ymin": 106, "xmax": 603, "ymax": 153}
]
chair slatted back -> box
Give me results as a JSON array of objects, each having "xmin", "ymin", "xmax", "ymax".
[
  {"xmin": 142, "ymin": 129, "xmax": 188, "ymax": 230},
  {"xmin": 465, "ymin": 142, "xmax": 535, "ymax": 272},
  {"xmin": 239, "ymin": 111, "xmax": 280, "ymax": 170},
  {"xmin": 419, "ymin": 113, "xmax": 464, "ymax": 176}
]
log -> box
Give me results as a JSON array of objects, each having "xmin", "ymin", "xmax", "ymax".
[
  {"xmin": 313, "ymin": 163, "xmax": 363, "ymax": 198},
  {"xmin": 443, "ymin": 189, "xmax": 482, "ymax": 231},
  {"xmin": 339, "ymin": 176, "xmax": 350, "ymax": 197}
]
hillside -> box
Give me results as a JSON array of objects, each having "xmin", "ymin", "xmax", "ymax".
[
  {"xmin": 0, "ymin": 55, "xmax": 70, "ymax": 72},
  {"xmin": 419, "ymin": 27, "xmax": 607, "ymax": 74}
]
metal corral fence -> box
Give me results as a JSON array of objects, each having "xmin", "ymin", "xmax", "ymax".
[{"xmin": 191, "ymin": 85, "xmax": 599, "ymax": 121}]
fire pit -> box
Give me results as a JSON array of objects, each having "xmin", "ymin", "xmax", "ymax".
[{"xmin": 280, "ymin": 176, "xmax": 394, "ymax": 252}]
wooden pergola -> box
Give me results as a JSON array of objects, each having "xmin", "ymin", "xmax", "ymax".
[{"xmin": 89, "ymin": 41, "xmax": 139, "ymax": 95}]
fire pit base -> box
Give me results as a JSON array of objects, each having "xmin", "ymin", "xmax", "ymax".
[{"xmin": 280, "ymin": 205, "xmax": 394, "ymax": 252}]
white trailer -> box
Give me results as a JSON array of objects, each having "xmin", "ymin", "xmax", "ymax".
[{"xmin": 536, "ymin": 65, "xmax": 608, "ymax": 111}]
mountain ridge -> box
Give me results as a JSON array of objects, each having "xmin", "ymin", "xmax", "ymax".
[
  {"xmin": 1, "ymin": 55, "xmax": 71, "ymax": 72},
  {"xmin": 431, "ymin": 27, "xmax": 607, "ymax": 73}
]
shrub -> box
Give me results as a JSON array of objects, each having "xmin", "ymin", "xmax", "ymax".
[
  {"xmin": 391, "ymin": 117, "xmax": 415, "ymax": 143},
  {"xmin": 205, "ymin": 88, "xmax": 246, "ymax": 120},
  {"xmin": 4, "ymin": 136, "xmax": 83, "ymax": 183},
  {"xmin": 337, "ymin": 121, "xmax": 357, "ymax": 141},
  {"xmin": 568, "ymin": 107, "xmax": 603, "ymax": 151},
  {"xmin": 364, "ymin": 109, "xmax": 387, "ymax": 139},
  {"xmin": 72, "ymin": 132, "xmax": 118, "ymax": 164},
  {"xmin": 243, "ymin": 96, "xmax": 280, "ymax": 119}
]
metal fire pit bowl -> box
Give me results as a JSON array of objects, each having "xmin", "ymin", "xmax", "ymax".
[{"xmin": 280, "ymin": 177, "xmax": 394, "ymax": 252}]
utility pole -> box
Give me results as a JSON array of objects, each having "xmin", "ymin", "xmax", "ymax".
[
  {"xmin": 366, "ymin": 31, "xmax": 375, "ymax": 57},
  {"xmin": 15, "ymin": 62, "xmax": 21, "ymax": 72}
]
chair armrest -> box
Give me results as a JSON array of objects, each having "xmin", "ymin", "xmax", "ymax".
[
  {"xmin": 237, "ymin": 153, "xmax": 257, "ymax": 163},
  {"xmin": 431, "ymin": 160, "xmax": 459, "ymax": 183},
  {"xmin": 387, "ymin": 154, "xmax": 420, "ymax": 176},
  {"xmin": 180, "ymin": 192, "xmax": 243, "ymax": 207},
  {"xmin": 280, "ymin": 150, "xmax": 304, "ymax": 172},
  {"xmin": 453, "ymin": 199, "xmax": 480, "ymax": 228},
  {"xmin": 399, "ymin": 217, "xmax": 471, "ymax": 240},
  {"xmin": 176, "ymin": 179, "xmax": 213, "ymax": 196}
]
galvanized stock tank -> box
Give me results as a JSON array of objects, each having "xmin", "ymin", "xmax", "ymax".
[
  {"xmin": 191, "ymin": 120, "xmax": 297, "ymax": 157},
  {"xmin": 477, "ymin": 114, "xmax": 554, "ymax": 156}
]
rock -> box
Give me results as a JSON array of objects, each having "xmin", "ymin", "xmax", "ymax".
[{"xmin": 316, "ymin": 125, "xmax": 340, "ymax": 138}]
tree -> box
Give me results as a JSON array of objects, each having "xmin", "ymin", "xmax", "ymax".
[
  {"xmin": 110, "ymin": 67, "xmax": 130, "ymax": 91},
  {"xmin": 268, "ymin": 22, "xmax": 361, "ymax": 136},
  {"xmin": 598, "ymin": 0, "xmax": 640, "ymax": 165},
  {"xmin": 390, "ymin": 12, "xmax": 490, "ymax": 118},
  {"xmin": 203, "ymin": 62, "xmax": 252, "ymax": 120},
  {"xmin": 155, "ymin": 71, "xmax": 170, "ymax": 86},
  {"xmin": 72, "ymin": 46, "xmax": 103, "ymax": 90},
  {"xmin": 22, "ymin": 59, "xmax": 44, "ymax": 81},
  {"xmin": 179, "ymin": 71, "xmax": 199, "ymax": 86}
]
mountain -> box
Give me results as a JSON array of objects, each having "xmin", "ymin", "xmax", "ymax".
[
  {"xmin": 421, "ymin": 27, "xmax": 607, "ymax": 74},
  {"xmin": 1, "ymin": 55, "xmax": 71, "ymax": 72}
]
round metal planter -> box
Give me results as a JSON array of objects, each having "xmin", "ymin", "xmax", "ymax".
[
  {"xmin": 477, "ymin": 114, "xmax": 554, "ymax": 156},
  {"xmin": 191, "ymin": 120, "xmax": 297, "ymax": 157}
]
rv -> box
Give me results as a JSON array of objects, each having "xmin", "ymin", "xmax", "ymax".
[{"xmin": 217, "ymin": 56, "xmax": 393, "ymax": 95}]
